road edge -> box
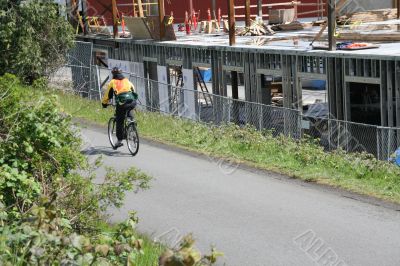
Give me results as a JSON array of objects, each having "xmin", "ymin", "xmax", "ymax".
[{"xmin": 75, "ymin": 117, "xmax": 400, "ymax": 212}]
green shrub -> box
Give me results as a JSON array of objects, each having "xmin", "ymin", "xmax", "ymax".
[
  {"xmin": 0, "ymin": 75, "xmax": 158, "ymax": 264},
  {"xmin": 0, "ymin": 0, "xmax": 74, "ymax": 82},
  {"xmin": 0, "ymin": 205, "xmax": 146, "ymax": 265}
]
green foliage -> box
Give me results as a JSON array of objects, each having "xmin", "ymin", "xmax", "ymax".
[
  {"xmin": 159, "ymin": 234, "xmax": 223, "ymax": 266},
  {"xmin": 0, "ymin": 205, "xmax": 146, "ymax": 265},
  {"xmin": 55, "ymin": 90, "xmax": 400, "ymax": 204},
  {"xmin": 0, "ymin": 75, "xmax": 161, "ymax": 264},
  {"xmin": 0, "ymin": 0, "xmax": 74, "ymax": 82}
]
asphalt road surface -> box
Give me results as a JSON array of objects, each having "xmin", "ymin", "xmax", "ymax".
[{"xmin": 81, "ymin": 126, "xmax": 400, "ymax": 266}]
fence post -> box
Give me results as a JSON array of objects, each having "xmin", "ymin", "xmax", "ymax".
[
  {"xmin": 377, "ymin": 126, "xmax": 381, "ymax": 160},
  {"xmin": 96, "ymin": 65, "xmax": 101, "ymax": 101}
]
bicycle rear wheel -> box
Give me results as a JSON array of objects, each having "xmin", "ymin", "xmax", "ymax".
[
  {"xmin": 126, "ymin": 122, "xmax": 139, "ymax": 156},
  {"xmin": 108, "ymin": 117, "xmax": 118, "ymax": 149}
]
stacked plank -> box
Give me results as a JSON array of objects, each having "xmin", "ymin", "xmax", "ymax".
[
  {"xmin": 337, "ymin": 8, "xmax": 398, "ymax": 25},
  {"xmin": 271, "ymin": 21, "xmax": 308, "ymax": 31},
  {"xmin": 237, "ymin": 20, "xmax": 275, "ymax": 36}
]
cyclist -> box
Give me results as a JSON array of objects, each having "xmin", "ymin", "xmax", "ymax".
[{"xmin": 102, "ymin": 67, "xmax": 137, "ymax": 149}]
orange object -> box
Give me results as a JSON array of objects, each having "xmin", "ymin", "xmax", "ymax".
[
  {"xmin": 185, "ymin": 11, "xmax": 191, "ymax": 35},
  {"xmin": 347, "ymin": 43, "xmax": 369, "ymax": 49},
  {"xmin": 192, "ymin": 10, "xmax": 198, "ymax": 30},
  {"xmin": 121, "ymin": 16, "xmax": 126, "ymax": 35}
]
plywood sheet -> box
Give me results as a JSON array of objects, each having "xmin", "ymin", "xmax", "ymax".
[{"xmin": 124, "ymin": 16, "xmax": 153, "ymax": 40}]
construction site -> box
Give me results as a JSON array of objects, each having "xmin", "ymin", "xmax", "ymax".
[{"xmin": 61, "ymin": 0, "xmax": 400, "ymax": 160}]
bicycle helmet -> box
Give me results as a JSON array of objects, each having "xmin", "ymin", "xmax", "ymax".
[{"xmin": 111, "ymin": 67, "xmax": 122, "ymax": 75}]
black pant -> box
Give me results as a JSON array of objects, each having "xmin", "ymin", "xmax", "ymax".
[{"xmin": 116, "ymin": 100, "xmax": 136, "ymax": 141}]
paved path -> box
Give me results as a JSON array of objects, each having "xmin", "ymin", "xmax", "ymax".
[{"xmin": 81, "ymin": 126, "xmax": 400, "ymax": 266}]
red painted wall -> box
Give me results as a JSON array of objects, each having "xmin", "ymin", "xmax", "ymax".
[{"xmin": 86, "ymin": 0, "xmax": 325, "ymax": 25}]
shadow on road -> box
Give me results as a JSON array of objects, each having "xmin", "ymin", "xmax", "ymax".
[{"xmin": 81, "ymin": 146, "xmax": 133, "ymax": 158}]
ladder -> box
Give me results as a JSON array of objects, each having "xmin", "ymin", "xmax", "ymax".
[{"xmin": 194, "ymin": 67, "xmax": 213, "ymax": 106}]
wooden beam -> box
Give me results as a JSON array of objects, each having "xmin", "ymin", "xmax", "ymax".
[
  {"xmin": 228, "ymin": 0, "xmax": 236, "ymax": 46},
  {"xmin": 257, "ymin": 0, "xmax": 263, "ymax": 17},
  {"xmin": 132, "ymin": 0, "xmax": 137, "ymax": 17},
  {"xmin": 310, "ymin": 0, "xmax": 347, "ymax": 45},
  {"xmin": 137, "ymin": 0, "xmax": 144, "ymax": 17},
  {"xmin": 234, "ymin": 2, "xmax": 301, "ymax": 9},
  {"xmin": 112, "ymin": 0, "xmax": 118, "ymax": 38},
  {"xmin": 211, "ymin": 0, "xmax": 217, "ymax": 20},
  {"xmin": 81, "ymin": 0, "xmax": 89, "ymax": 35},
  {"xmin": 327, "ymin": 0, "xmax": 336, "ymax": 51},
  {"xmin": 398, "ymin": 0, "xmax": 400, "ymax": 19},
  {"xmin": 158, "ymin": 0, "xmax": 165, "ymax": 40},
  {"xmin": 189, "ymin": 0, "xmax": 193, "ymax": 17},
  {"xmin": 245, "ymin": 0, "xmax": 251, "ymax": 27}
]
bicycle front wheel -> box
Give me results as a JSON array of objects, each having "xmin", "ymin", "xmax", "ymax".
[
  {"xmin": 108, "ymin": 117, "xmax": 118, "ymax": 149},
  {"xmin": 126, "ymin": 122, "xmax": 139, "ymax": 156}
]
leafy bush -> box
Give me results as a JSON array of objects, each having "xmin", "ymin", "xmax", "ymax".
[
  {"xmin": 159, "ymin": 234, "xmax": 223, "ymax": 266},
  {"xmin": 0, "ymin": 75, "xmax": 221, "ymax": 265},
  {"xmin": 0, "ymin": 75, "xmax": 149, "ymax": 227},
  {"xmin": 0, "ymin": 75, "xmax": 154, "ymax": 264},
  {"xmin": 0, "ymin": 206, "xmax": 146, "ymax": 265},
  {"xmin": 0, "ymin": 0, "xmax": 74, "ymax": 82}
]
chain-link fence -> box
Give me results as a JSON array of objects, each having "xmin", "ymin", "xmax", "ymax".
[
  {"xmin": 50, "ymin": 63, "xmax": 400, "ymax": 161},
  {"xmin": 50, "ymin": 41, "xmax": 400, "ymax": 161}
]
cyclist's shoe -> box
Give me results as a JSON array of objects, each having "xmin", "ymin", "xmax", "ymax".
[{"xmin": 113, "ymin": 141, "xmax": 124, "ymax": 150}]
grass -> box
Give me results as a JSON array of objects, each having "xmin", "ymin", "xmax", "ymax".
[
  {"xmin": 135, "ymin": 234, "xmax": 165, "ymax": 266},
  {"xmin": 55, "ymin": 90, "xmax": 400, "ymax": 205},
  {"xmin": 94, "ymin": 220, "xmax": 165, "ymax": 265}
]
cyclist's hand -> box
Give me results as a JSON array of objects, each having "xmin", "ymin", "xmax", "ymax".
[{"xmin": 102, "ymin": 103, "xmax": 108, "ymax": 109}]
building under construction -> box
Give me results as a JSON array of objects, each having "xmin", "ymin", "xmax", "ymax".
[{"xmin": 63, "ymin": 0, "xmax": 400, "ymax": 159}]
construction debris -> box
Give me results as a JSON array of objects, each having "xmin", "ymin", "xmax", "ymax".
[
  {"xmin": 336, "ymin": 32, "xmax": 400, "ymax": 42},
  {"xmin": 247, "ymin": 37, "xmax": 269, "ymax": 46},
  {"xmin": 237, "ymin": 20, "xmax": 275, "ymax": 36},
  {"xmin": 271, "ymin": 21, "xmax": 307, "ymax": 31},
  {"xmin": 199, "ymin": 20, "xmax": 220, "ymax": 34},
  {"xmin": 269, "ymin": 8, "xmax": 296, "ymax": 25},
  {"xmin": 313, "ymin": 41, "xmax": 380, "ymax": 51},
  {"xmin": 337, "ymin": 8, "xmax": 399, "ymax": 25}
]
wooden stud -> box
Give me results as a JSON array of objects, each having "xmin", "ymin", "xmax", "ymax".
[
  {"xmin": 211, "ymin": 0, "xmax": 217, "ymax": 20},
  {"xmin": 132, "ymin": 0, "xmax": 137, "ymax": 17},
  {"xmin": 398, "ymin": 0, "xmax": 400, "ymax": 19},
  {"xmin": 227, "ymin": 0, "xmax": 236, "ymax": 46},
  {"xmin": 158, "ymin": 0, "xmax": 165, "ymax": 40},
  {"xmin": 327, "ymin": 0, "xmax": 336, "ymax": 51},
  {"xmin": 245, "ymin": 0, "xmax": 251, "ymax": 27},
  {"xmin": 137, "ymin": 0, "xmax": 144, "ymax": 17},
  {"xmin": 112, "ymin": 0, "xmax": 118, "ymax": 38},
  {"xmin": 189, "ymin": 0, "xmax": 193, "ymax": 18},
  {"xmin": 257, "ymin": 0, "xmax": 263, "ymax": 18}
]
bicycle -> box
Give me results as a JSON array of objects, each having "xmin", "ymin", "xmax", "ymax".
[{"xmin": 108, "ymin": 104, "xmax": 139, "ymax": 156}]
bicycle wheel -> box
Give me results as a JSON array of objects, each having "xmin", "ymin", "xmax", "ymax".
[
  {"xmin": 108, "ymin": 117, "xmax": 118, "ymax": 149},
  {"xmin": 126, "ymin": 122, "xmax": 139, "ymax": 156}
]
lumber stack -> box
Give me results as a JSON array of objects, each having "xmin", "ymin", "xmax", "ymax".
[
  {"xmin": 337, "ymin": 32, "xmax": 400, "ymax": 42},
  {"xmin": 337, "ymin": 8, "xmax": 398, "ymax": 25},
  {"xmin": 271, "ymin": 21, "xmax": 306, "ymax": 31},
  {"xmin": 237, "ymin": 20, "xmax": 275, "ymax": 36}
]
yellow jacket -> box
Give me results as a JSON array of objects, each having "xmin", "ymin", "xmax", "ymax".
[{"xmin": 102, "ymin": 78, "xmax": 136, "ymax": 105}]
